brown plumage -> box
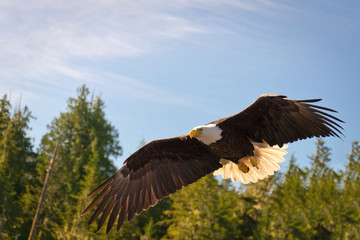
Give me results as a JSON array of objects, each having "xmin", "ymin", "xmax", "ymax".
[{"xmin": 82, "ymin": 94, "xmax": 343, "ymax": 233}]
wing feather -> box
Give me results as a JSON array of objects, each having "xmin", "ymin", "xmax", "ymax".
[
  {"xmin": 82, "ymin": 135, "xmax": 220, "ymax": 233},
  {"xmin": 117, "ymin": 196, "xmax": 128, "ymax": 231},
  {"xmin": 98, "ymin": 195, "xmax": 116, "ymax": 231},
  {"xmin": 88, "ymin": 191, "xmax": 111, "ymax": 225},
  {"xmin": 82, "ymin": 185, "xmax": 111, "ymax": 215},
  {"xmin": 107, "ymin": 199, "xmax": 121, "ymax": 234},
  {"xmin": 217, "ymin": 95, "xmax": 343, "ymax": 147}
]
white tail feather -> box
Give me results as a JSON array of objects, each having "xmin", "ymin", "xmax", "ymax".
[{"xmin": 213, "ymin": 141, "xmax": 288, "ymax": 184}]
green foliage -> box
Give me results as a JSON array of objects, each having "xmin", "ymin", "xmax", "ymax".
[
  {"xmin": 164, "ymin": 175, "xmax": 228, "ymax": 239},
  {"xmin": 33, "ymin": 85, "xmax": 122, "ymax": 239},
  {"xmin": 163, "ymin": 175, "xmax": 277, "ymax": 240},
  {"xmin": 258, "ymin": 139, "xmax": 358, "ymax": 240},
  {"xmin": 0, "ymin": 95, "xmax": 36, "ymax": 239},
  {"xmin": 340, "ymin": 141, "xmax": 360, "ymax": 239}
]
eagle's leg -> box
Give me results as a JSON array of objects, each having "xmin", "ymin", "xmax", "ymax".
[
  {"xmin": 237, "ymin": 162, "xmax": 250, "ymax": 173},
  {"xmin": 224, "ymin": 157, "xmax": 251, "ymax": 173}
]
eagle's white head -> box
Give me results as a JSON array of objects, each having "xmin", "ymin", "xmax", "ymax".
[{"xmin": 189, "ymin": 124, "xmax": 222, "ymax": 145}]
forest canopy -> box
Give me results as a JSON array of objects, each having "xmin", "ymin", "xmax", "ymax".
[{"xmin": 0, "ymin": 85, "xmax": 358, "ymax": 240}]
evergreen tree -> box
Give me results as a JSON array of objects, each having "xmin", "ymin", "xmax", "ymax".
[
  {"xmin": 259, "ymin": 139, "xmax": 344, "ymax": 240},
  {"xmin": 33, "ymin": 85, "xmax": 122, "ymax": 239},
  {"xmin": 163, "ymin": 175, "xmax": 258, "ymax": 240},
  {"xmin": 305, "ymin": 138, "xmax": 340, "ymax": 239},
  {"xmin": 241, "ymin": 175, "xmax": 277, "ymax": 239},
  {"xmin": 340, "ymin": 141, "xmax": 360, "ymax": 239},
  {"xmin": 163, "ymin": 175, "xmax": 222, "ymax": 239},
  {"xmin": 260, "ymin": 156, "xmax": 309, "ymax": 239},
  {"xmin": 0, "ymin": 95, "xmax": 35, "ymax": 239}
]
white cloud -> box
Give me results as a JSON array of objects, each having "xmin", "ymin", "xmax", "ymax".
[
  {"xmin": 98, "ymin": 72, "xmax": 195, "ymax": 106},
  {"xmin": 0, "ymin": 0, "xmax": 289, "ymax": 105},
  {"xmin": 0, "ymin": 0, "xmax": 205, "ymax": 84}
]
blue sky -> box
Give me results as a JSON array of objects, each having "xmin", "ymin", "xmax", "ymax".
[{"xmin": 1, "ymin": 0, "xmax": 359, "ymax": 171}]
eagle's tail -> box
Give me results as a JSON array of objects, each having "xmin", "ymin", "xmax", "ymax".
[{"xmin": 213, "ymin": 141, "xmax": 288, "ymax": 184}]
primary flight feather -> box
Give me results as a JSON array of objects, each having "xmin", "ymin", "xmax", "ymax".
[{"xmin": 82, "ymin": 94, "xmax": 344, "ymax": 233}]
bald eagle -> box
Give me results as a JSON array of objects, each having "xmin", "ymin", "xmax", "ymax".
[{"xmin": 82, "ymin": 94, "xmax": 343, "ymax": 233}]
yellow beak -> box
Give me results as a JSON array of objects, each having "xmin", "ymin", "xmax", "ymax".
[{"xmin": 189, "ymin": 129, "xmax": 200, "ymax": 138}]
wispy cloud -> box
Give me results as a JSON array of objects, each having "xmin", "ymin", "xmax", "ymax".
[
  {"xmin": 0, "ymin": 1, "xmax": 204, "ymax": 91},
  {"xmin": 0, "ymin": 0, "xmax": 289, "ymax": 105},
  {"xmin": 99, "ymin": 72, "xmax": 198, "ymax": 107}
]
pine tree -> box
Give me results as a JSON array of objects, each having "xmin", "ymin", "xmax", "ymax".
[
  {"xmin": 260, "ymin": 139, "xmax": 343, "ymax": 239},
  {"xmin": 163, "ymin": 175, "xmax": 225, "ymax": 239},
  {"xmin": 0, "ymin": 95, "xmax": 35, "ymax": 239},
  {"xmin": 163, "ymin": 175, "xmax": 262, "ymax": 240},
  {"xmin": 33, "ymin": 85, "xmax": 122, "ymax": 239},
  {"xmin": 260, "ymin": 156, "xmax": 309, "ymax": 239},
  {"xmin": 304, "ymin": 138, "xmax": 340, "ymax": 239},
  {"xmin": 241, "ymin": 175, "xmax": 277, "ymax": 239},
  {"xmin": 340, "ymin": 141, "xmax": 360, "ymax": 239}
]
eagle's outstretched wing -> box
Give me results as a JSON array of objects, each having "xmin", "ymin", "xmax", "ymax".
[
  {"xmin": 215, "ymin": 95, "xmax": 344, "ymax": 147},
  {"xmin": 82, "ymin": 135, "xmax": 220, "ymax": 233}
]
